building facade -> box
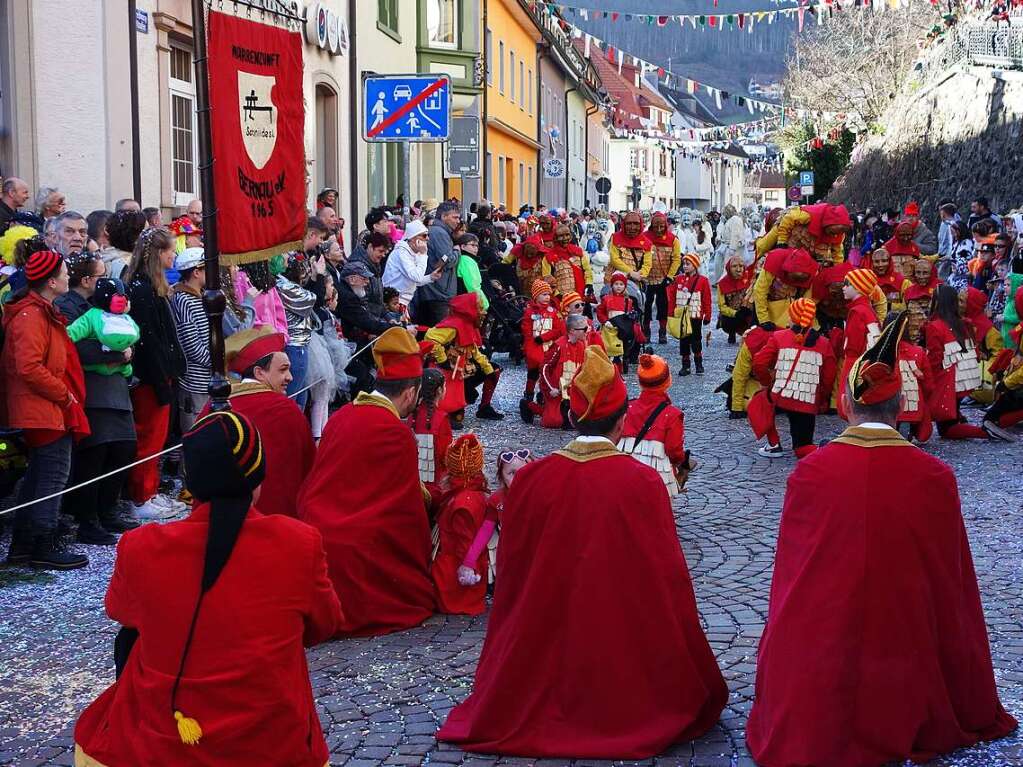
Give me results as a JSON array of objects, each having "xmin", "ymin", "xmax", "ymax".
[
  {"xmin": 484, "ymin": 0, "xmax": 542, "ymax": 214},
  {"xmin": 0, "ymin": 0, "xmax": 352, "ymax": 230}
]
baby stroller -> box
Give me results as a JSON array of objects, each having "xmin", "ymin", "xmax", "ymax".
[{"xmin": 482, "ymin": 262, "xmax": 526, "ymax": 364}]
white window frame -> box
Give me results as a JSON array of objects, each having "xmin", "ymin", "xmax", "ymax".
[
  {"xmin": 499, "ymin": 41, "xmax": 505, "ymax": 94},
  {"xmin": 169, "ymin": 44, "xmax": 199, "ymax": 206},
  {"xmin": 509, "ymin": 50, "xmax": 516, "ymax": 105},
  {"xmin": 425, "ymin": 0, "xmax": 458, "ymax": 49},
  {"xmin": 527, "ymin": 164, "xmax": 533, "ymax": 204},
  {"xmin": 519, "ymin": 60, "xmax": 525, "ymax": 108},
  {"xmin": 497, "ymin": 155, "xmax": 506, "ymax": 205},
  {"xmin": 527, "ymin": 68, "xmax": 533, "ymax": 114},
  {"xmin": 518, "ymin": 162, "xmax": 524, "ymax": 202}
]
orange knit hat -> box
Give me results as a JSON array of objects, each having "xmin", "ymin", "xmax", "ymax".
[
  {"xmin": 637, "ymin": 353, "xmax": 671, "ymax": 391},
  {"xmin": 683, "ymin": 253, "xmax": 701, "ymax": 271},
  {"xmin": 846, "ymin": 268, "xmax": 878, "ymax": 297},
  {"xmin": 531, "ymin": 280, "xmax": 552, "ymax": 301},
  {"xmin": 445, "ymin": 433, "xmax": 485, "ymax": 480},
  {"xmin": 561, "ymin": 290, "xmax": 584, "ymax": 311},
  {"xmin": 788, "ymin": 297, "xmax": 817, "ymax": 329}
]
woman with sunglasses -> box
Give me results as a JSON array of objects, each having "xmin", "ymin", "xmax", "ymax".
[{"xmin": 457, "ymin": 447, "xmax": 534, "ymax": 588}]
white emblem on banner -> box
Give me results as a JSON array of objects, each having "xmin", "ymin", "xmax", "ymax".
[{"xmin": 238, "ymin": 71, "xmax": 278, "ymax": 170}]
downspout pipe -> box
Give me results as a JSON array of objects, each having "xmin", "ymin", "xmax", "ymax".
[
  {"xmin": 564, "ymin": 86, "xmax": 575, "ymax": 208},
  {"xmin": 348, "ymin": 0, "xmax": 359, "ymax": 244}
]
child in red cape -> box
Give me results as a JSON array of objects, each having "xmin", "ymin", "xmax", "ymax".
[
  {"xmin": 457, "ymin": 447, "xmax": 534, "ymax": 588},
  {"xmin": 431, "ymin": 434, "xmax": 490, "ymax": 616},
  {"xmin": 596, "ymin": 272, "xmax": 639, "ymax": 374},
  {"xmin": 519, "ymin": 280, "xmax": 564, "ymax": 423},
  {"xmin": 668, "ymin": 254, "xmax": 712, "ymax": 376}
]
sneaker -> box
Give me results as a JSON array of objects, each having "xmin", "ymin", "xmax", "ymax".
[
  {"xmin": 476, "ymin": 403, "xmax": 505, "ymax": 420},
  {"xmin": 151, "ymin": 494, "xmax": 188, "ymax": 513},
  {"xmin": 133, "ymin": 500, "xmax": 177, "ymax": 520},
  {"xmin": 982, "ymin": 420, "xmax": 1017, "ymax": 442},
  {"xmin": 757, "ymin": 444, "xmax": 785, "ymax": 459},
  {"xmin": 30, "ymin": 534, "xmax": 89, "ymax": 570},
  {"xmin": 76, "ymin": 520, "xmax": 118, "ymax": 546}
]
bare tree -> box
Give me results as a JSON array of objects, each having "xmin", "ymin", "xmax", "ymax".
[{"xmin": 784, "ymin": 2, "xmax": 940, "ymax": 125}]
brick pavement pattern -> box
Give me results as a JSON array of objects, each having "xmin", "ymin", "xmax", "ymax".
[{"xmin": 2, "ymin": 325, "xmax": 1023, "ymax": 767}]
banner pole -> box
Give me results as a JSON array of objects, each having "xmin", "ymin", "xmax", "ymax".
[{"xmin": 191, "ymin": 0, "xmax": 232, "ymax": 412}]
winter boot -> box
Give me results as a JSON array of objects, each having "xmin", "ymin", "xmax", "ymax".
[
  {"xmin": 518, "ymin": 397, "xmax": 535, "ymax": 425},
  {"xmin": 5, "ymin": 528, "xmax": 34, "ymax": 566},
  {"xmin": 77, "ymin": 519, "xmax": 118, "ymax": 545},
  {"xmin": 695, "ymin": 355, "xmax": 705, "ymax": 376},
  {"xmin": 658, "ymin": 326, "xmax": 667, "ymax": 345},
  {"xmin": 678, "ymin": 357, "xmax": 691, "ymax": 377},
  {"xmin": 29, "ymin": 533, "xmax": 89, "ymax": 570},
  {"xmin": 476, "ymin": 403, "xmax": 505, "ymax": 420}
]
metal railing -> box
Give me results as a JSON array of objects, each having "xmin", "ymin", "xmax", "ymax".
[{"xmin": 913, "ymin": 20, "xmax": 1023, "ymax": 84}]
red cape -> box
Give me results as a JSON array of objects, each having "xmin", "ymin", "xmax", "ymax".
[
  {"xmin": 431, "ymin": 482, "xmax": 488, "ymax": 615},
  {"xmin": 437, "ymin": 293, "xmax": 483, "ymax": 347},
  {"xmin": 437, "ymin": 440, "xmax": 726, "ymax": 758},
  {"xmin": 298, "ymin": 395, "xmax": 436, "ymax": 636},
  {"xmin": 74, "ymin": 505, "xmax": 343, "ymax": 767},
  {"xmin": 215, "ymin": 384, "xmax": 316, "ymax": 518},
  {"xmin": 747, "ymin": 428, "xmax": 1016, "ymax": 767}
]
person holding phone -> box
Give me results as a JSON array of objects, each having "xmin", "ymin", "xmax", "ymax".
[{"xmin": 415, "ymin": 201, "xmax": 462, "ymax": 325}]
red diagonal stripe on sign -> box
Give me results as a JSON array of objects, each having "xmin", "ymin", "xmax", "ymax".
[{"xmin": 368, "ymin": 78, "xmax": 445, "ymax": 138}]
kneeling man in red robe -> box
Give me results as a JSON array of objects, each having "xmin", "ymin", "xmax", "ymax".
[
  {"xmin": 747, "ymin": 313, "xmax": 1017, "ymax": 767},
  {"xmin": 74, "ymin": 411, "xmax": 342, "ymax": 766},
  {"xmin": 437, "ymin": 345, "xmax": 726, "ymax": 758},
  {"xmin": 299, "ymin": 327, "xmax": 436, "ymax": 637}
]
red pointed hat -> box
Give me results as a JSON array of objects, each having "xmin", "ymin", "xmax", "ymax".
[
  {"xmin": 373, "ymin": 327, "xmax": 424, "ymax": 380},
  {"xmin": 569, "ymin": 346, "xmax": 628, "ymax": 422},
  {"xmin": 226, "ymin": 327, "xmax": 286, "ymax": 374},
  {"xmin": 847, "ymin": 312, "xmax": 906, "ymax": 406}
]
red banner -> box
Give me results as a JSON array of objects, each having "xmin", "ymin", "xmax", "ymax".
[{"xmin": 208, "ymin": 11, "xmax": 305, "ymax": 264}]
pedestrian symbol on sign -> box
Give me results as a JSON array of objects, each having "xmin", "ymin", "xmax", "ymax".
[{"xmin": 370, "ymin": 93, "xmax": 389, "ymax": 131}]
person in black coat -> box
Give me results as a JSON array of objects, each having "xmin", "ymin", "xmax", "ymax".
[
  {"xmin": 336, "ymin": 260, "xmax": 401, "ymax": 397},
  {"xmin": 122, "ymin": 227, "xmax": 186, "ymax": 518}
]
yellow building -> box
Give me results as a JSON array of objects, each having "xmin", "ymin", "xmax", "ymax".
[{"xmin": 484, "ymin": 0, "xmax": 542, "ymax": 212}]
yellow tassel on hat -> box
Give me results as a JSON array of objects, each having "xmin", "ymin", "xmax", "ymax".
[{"xmin": 174, "ymin": 710, "xmax": 203, "ymax": 745}]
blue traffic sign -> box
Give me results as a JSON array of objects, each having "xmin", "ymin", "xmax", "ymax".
[
  {"xmin": 799, "ymin": 170, "xmax": 815, "ymax": 186},
  {"xmin": 363, "ymin": 74, "xmax": 451, "ymax": 143}
]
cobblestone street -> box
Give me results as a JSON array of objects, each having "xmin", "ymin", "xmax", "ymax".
[{"xmin": 2, "ymin": 328, "xmax": 1022, "ymax": 767}]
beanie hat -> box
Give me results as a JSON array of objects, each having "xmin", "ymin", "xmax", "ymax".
[
  {"xmin": 638, "ymin": 353, "xmax": 671, "ymax": 391},
  {"xmin": 173, "ymin": 410, "xmax": 266, "ymax": 746},
  {"xmin": 569, "ymin": 345, "xmax": 628, "ymax": 422},
  {"xmin": 788, "ymin": 297, "xmax": 817, "ymax": 329},
  {"xmin": 561, "ymin": 290, "xmax": 584, "ymax": 311},
  {"xmin": 903, "ymin": 201, "xmax": 920, "ymax": 217},
  {"xmin": 531, "ymin": 280, "xmax": 552, "ymax": 301},
  {"xmin": 846, "ymin": 268, "xmax": 878, "ymax": 297},
  {"xmin": 445, "ymin": 433, "xmax": 485, "ymax": 480},
  {"xmin": 24, "ymin": 250, "xmax": 63, "ymax": 283},
  {"xmin": 609, "ymin": 271, "xmax": 628, "ymax": 287},
  {"xmin": 683, "ymin": 253, "xmax": 701, "ymax": 271},
  {"xmin": 93, "ymin": 278, "xmax": 127, "ymax": 313}
]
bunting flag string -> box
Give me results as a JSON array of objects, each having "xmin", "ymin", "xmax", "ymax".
[{"xmin": 533, "ymin": 0, "xmax": 901, "ymax": 33}]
